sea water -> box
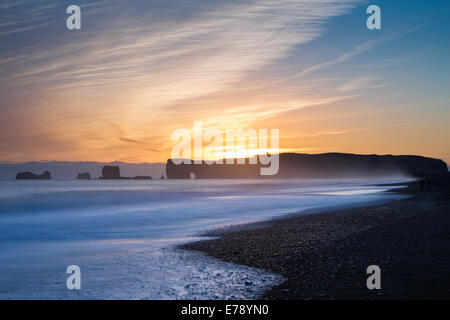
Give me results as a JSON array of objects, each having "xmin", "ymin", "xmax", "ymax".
[{"xmin": 0, "ymin": 178, "xmax": 410, "ymax": 299}]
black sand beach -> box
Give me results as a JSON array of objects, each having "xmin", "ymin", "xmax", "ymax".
[{"xmin": 182, "ymin": 176, "xmax": 450, "ymax": 299}]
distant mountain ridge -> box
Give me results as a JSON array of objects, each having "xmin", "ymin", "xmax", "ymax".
[
  {"xmin": 166, "ymin": 153, "xmax": 448, "ymax": 179},
  {"xmin": 0, "ymin": 161, "xmax": 165, "ymax": 180}
]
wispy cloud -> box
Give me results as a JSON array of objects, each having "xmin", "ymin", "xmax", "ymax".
[
  {"xmin": 0, "ymin": 0, "xmax": 382, "ymax": 162},
  {"xmin": 298, "ymin": 40, "xmax": 379, "ymax": 76},
  {"xmin": 0, "ymin": 0, "xmax": 109, "ymax": 36},
  {"xmin": 248, "ymin": 25, "xmax": 426, "ymax": 91},
  {"xmin": 338, "ymin": 76, "xmax": 386, "ymax": 92},
  {"xmin": 1, "ymin": 0, "xmax": 360, "ymax": 103}
]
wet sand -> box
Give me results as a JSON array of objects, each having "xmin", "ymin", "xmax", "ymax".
[{"xmin": 181, "ymin": 176, "xmax": 450, "ymax": 299}]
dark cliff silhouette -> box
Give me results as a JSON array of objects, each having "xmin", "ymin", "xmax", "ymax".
[
  {"xmin": 16, "ymin": 171, "xmax": 52, "ymax": 180},
  {"xmin": 101, "ymin": 166, "xmax": 121, "ymax": 179},
  {"xmin": 166, "ymin": 153, "xmax": 448, "ymax": 179},
  {"xmin": 100, "ymin": 166, "xmax": 152, "ymax": 180},
  {"xmin": 76, "ymin": 172, "xmax": 91, "ymax": 180}
]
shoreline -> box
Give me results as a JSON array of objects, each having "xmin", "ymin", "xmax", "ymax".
[{"xmin": 181, "ymin": 176, "xmax": 450, "ymax": 299}]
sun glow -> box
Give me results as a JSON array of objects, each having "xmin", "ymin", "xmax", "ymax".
[{"xmin": 211, "ymin": 148, "xmax": 281, "ymax": 161}]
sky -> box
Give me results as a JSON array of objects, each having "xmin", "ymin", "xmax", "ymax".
[{"xmin": 0, "ymin": 0, "xmax": 449, "ymax": 164}]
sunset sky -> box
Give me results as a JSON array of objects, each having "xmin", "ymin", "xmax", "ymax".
[{"xmin": 1, "ymin": 0, "xmax": 449, "ymax": 164}]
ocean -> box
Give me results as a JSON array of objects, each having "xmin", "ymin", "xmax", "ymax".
[{"xmin": 0, "ymin": 178, "xmax": 410, "ymax": 299}]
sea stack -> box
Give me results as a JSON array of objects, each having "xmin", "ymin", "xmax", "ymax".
[
  {"xmin": 16, "ymin": 171, "xmax": 52, "ymax": 180},
  {"xmin": 101, "ymin": 166, "xmax": 121, "ymax": 179},
  {"xmin": 76, "ymin": 172, "xmax": 91, "ymax": 180}
]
